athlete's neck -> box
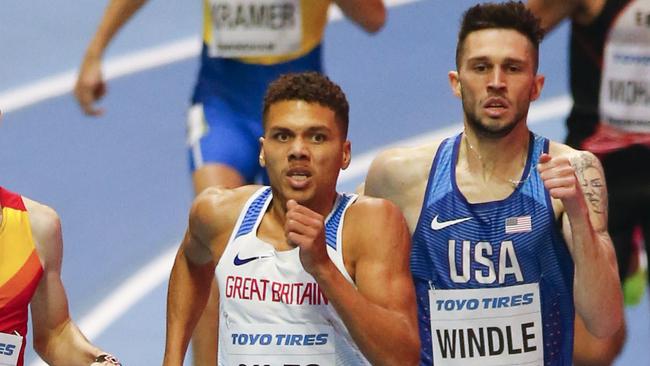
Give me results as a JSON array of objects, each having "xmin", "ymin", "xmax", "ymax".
[
  {"xmin": 267, "ymin": 191, "xmax": 338, "ymax": 224},
  {"xmin": 461, "ymin": 126, "xmax": 530, "ymax": 185}
]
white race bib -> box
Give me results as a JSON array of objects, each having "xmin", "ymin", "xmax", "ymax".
[
  {"xmin": 0, "ymin": 332, "xmax": 22, "ymax": 366},
  {"xmin": 429, "ymin": 283, "xmax": 544, "ymax": 366},
  {"xmin": 207, "ymin": 0, "xmax": 302, "ymax": 58},
  {"xmin": 600, "ymin": 44, "xmax": 650, "ymax": 133},
  {"xmin": 223, "ymin": 323, "xmax": 335, "ymax": 366},
  {"xmin": 599, "ymin": 0, "xmax": 650, "ymax": 133}
]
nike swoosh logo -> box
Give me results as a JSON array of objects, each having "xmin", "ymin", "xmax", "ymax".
[
  {"xmin": 430, "ymin": 215, "xmax": 472, "ymax": 230},
  {"xmin": 233, "ymin": 253, "xmax": 271, "ymax": 266}
]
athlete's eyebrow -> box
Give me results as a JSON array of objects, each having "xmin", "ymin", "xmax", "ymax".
[
  {"xmin": 304, "ymin": 125, "xmax": 333, "ymax": 134},
  {"xmin": 268, "ymin": 125, "xmax": 333, "ymax": 134},
  {"xmin": 466, "ymin": 56, "xmax": 528, "ymax": 65}
]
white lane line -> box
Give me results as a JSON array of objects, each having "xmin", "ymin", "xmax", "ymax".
[
  {"xmin": 0, "ymin": 38, "xmax": 200, "ymax": 114},
  {"xmin": 78, "ymin": 245, "xmax": 179, "ymax": 340},
  {"xmin": 1, "ymin": 0, "xmax": 424, "ymax": 115}
]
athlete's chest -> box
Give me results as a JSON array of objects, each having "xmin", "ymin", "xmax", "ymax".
[
  {"xmin": 218, "ymin": 234, "xmax": 329, "ymax": 305},
  {"xmin": 414, "ymin": 192, "xmax": 556, "ymax": 286}
]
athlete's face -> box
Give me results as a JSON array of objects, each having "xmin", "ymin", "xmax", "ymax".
[
  {"xmin": 259, "ymin": 100, "xmax": 350, "ymax": 208},
  {"xmin": 449, "ymin": 29, "xmax": 545, "ymax": 138}
]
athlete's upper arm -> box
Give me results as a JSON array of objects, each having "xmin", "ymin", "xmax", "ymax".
[
  {"xmin": 527, "ymin": 0, "xmax": 583, "ymax": 31},
  {"xmin": 24, "ymin": 199, "xmax": 72, "ymax": 347},
  {"xmin": 558, "ymin": 149, "xmax": 615, "ymax": 265},
  {"xmin": 183, "ymin": 188, "xmax": 230, "ymax": 266},
  {"xmin": 350, "ymin": 198, "xmax": 417, "ymax": 316},
  {"xmin": 183, "ymin": 186, "xmax": 256, "ymax": 266},
  {"xmin": 570, "ymin": 151, "xmax": 608, "ymax": 231},
  {"xmin": 24, "ymin": 199, "xmax": 62, "ymax": 273}
]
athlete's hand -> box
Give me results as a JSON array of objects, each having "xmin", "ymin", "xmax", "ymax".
[
  {"xmin": 90, "ymin": 353, "xmax": 122, "ymax": 365},
  {"xmin": 285, "ymin": 199, "xmax": 330, "ymax": 276},
  {"xmin": 74, "ymin": 54, "xmax": 106, "ymax": 116},
  {"xmin": 537, "ymin": 153, "xmax": 583, "ymax": 210}
]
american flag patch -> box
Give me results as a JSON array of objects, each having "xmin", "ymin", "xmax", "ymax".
[{"xmin": 505, "ymin": 216, "xmax": 532, "ymax": 234}]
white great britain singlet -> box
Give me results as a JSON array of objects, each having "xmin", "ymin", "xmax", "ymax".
[{"xmin": 216, "ymin": 186, "xmax": 371, "ymax": 366}]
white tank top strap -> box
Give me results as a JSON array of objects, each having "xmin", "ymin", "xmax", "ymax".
[
  {"xmin": 324, "ymin": 192, "xmax": 358, "ymax": 285},
  {"xmin": 218, "ymin": 186, "xmax": 272, "ymax": 268}
]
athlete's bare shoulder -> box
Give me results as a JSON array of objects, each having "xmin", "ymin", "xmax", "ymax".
[
  {"xmin": 186, "ymin": 185, "xmax": 266, "ymax": 261},
  {"xmin": 22, "ymin": 197, "xmax": 62, "ymax": 267},
  {"xmin": 349, "ymin": 194, "xmax": 404, "ymax": 221},
  {"xmin": 548, "ymin": 140, "xmax": 600, "ymax": 166},
  {"xmin": 364, "ymin": 140, "xmax": 443, "ymax": 232},
  {"xmin": 22, "ymin": 197, "xmax": 58, "ymax": 233},
  {"xmin": 365, "ymin": 141, "xmax": 440, "ymax": 200},
  {"xmin": 190, "ymin": 185, "xmax": 262, "ymax": 232},
  {"xmin": 343, "ymin": 195, "xmax": 411, "ymax": 265}
]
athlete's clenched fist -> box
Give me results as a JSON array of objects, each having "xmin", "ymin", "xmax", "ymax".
[{"xmin": 285, "ymin": 199, "xmax": 331, "ymax": 276}]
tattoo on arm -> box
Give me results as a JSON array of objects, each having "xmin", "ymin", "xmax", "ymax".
[{"xmin": 571, "ymin": 153, "xmax": 608, "ymax": 221}]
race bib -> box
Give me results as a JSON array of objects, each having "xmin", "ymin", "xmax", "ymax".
[
  {"xmin": 429, "ymin": 283, "xmax": 544, "ymax": 366},
  {"xmin": 207, "ymin": 0, "xmax": 302, "ymax": 58},
  {"xmin": 599, "ymin": 0, "xmax": 650, "ymax": 133},
  {"xmin": 0, "ymin": 332, "xmax": 22, "ymax": 366},
  {"xmin": 223, "ymin": 323, "xmax": 335, "ymax": 366},
  {"xmin": 600, "ymin": 44, "xmax": 650, "ymax": 133}
]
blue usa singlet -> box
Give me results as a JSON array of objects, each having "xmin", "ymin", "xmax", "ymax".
[{"xmin": 411, "ymin": 133, "xmax": 574, "ymax": 366}]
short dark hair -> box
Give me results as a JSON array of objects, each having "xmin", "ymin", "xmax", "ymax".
[
  {"xmin": 263, "ymin": 72, "xmax": 349, "ymax": 137},
  {"xmin": 455, "ymin": 1, "xmax": 545, "ymax": 71}
]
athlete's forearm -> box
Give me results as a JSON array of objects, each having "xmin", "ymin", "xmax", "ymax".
[
  {"xmin": 33, "ymin": 318, "xmax": 103, "ymax": 366},
  {"xmin": 163, "ymin": 249, "xmax": 215, "ymax": 365},
  {"xmin": 311, "ymin": 262, "xmax": 419, "ymax": 366},
  {"xmin": 563, "ymin": 152, "xmax": 623, "ymax": 338},
  {"xmin": 333, "ymin": 0, "xmax": 386, "ymax": 33},
  {"xmin": 189, "ymin": 279, "xmax": 219, "ymax": 366},
  {"xmin": 565, "ymin": 203, "xmax": 623, "ymax": 338},
  {"xmin": 84, "ymin": 0, "xmax": 149, "ymax": 59},
  {"xmin": 526, "ymin": 0, "xmax": 582, "ymax": 32}
]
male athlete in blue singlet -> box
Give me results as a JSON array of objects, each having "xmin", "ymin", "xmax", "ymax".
[
  {"xmin": 365, "ymin": 2, "xmax": 623, "ymax": 365},
  {"xmin": 74, "ymin": 2, "xmax": 385, "ymax": 364},
  {"xmin": 163, "ymin": 72, "xmax": 419, "ymax": 366}
]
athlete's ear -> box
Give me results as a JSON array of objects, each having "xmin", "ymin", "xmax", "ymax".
[
  {"xmin": 449, "ymin": 70, "xmax": 462, "ymax": 98},
  {"xmin": 341, "ymin": 140, "xmax": 351, "ymax": 170},
  {"xmin": 258, "ymin": 137, "xmax": 266, "ymax": 167},
  {"xmin": 530, "ymin": 73, "xmax": 545, "ymax": 101}
]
